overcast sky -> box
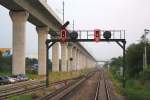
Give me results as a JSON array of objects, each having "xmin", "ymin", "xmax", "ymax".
[{"xmin": 0, "ymin": 0, "xmax": 150, "ymax": 60}]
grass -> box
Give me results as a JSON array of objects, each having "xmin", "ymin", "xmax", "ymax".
[
  {"xmin": 9, "ymin": 95, "xmax": 33, "ymax": 100},
  {"xmin": 108, "ymin": 70, "xmax": 150, "ymax": 100},
  {"xmin": 124, "ymin": 80, "xmax": 150, "ymax": 100},
  {"xmin": 26, "ymin": 68, "xmax": 92, "ymax": 83},
  {"xmin": 107, "ymin": 70, "xmax": 123, "ymax": 95},
  {"xmin": 0, "ymin": 71, "xmax": 11, "ymax": 76}
]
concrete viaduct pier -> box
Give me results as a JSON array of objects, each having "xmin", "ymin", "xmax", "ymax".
[{"xmin": 0, "ymin": 0, "xmax": 96, "ymax": 75}]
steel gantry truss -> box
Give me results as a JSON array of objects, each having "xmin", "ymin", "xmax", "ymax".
[{"xmin": 45, "ymin": 29, "xmax": 126, "ymax": 88}]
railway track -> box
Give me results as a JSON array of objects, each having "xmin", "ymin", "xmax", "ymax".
[
  {"xmin": 0, "ymin": 75, "xmax": 85, "ymax": 99},
  {"xmin": 39, "ymin": 70, "xmax": 97, "ymax": 100},
  {"xmin": 0, "ymin": 80, "xmax": 39, "ymax": 90},
  {"xmin": 94, "ymin": 70, "xmax": 111, "ymax": 100},
  {"xmin": 39, "ymin": 69, "xmax": 116, "ymax": 100},
  {"xmin": 0, "ymin": 69, "xmax": 116, "ymax": 100},
  {"xmin": 0, "ymin": 80, "xmax": 42, "ymax": 94},
  {"xmin": 0, "ymin": 81, "xmax": 45, "ymax": 99},
  {"xmin": 94, "ymin": 72, "xmax": 101, "ymax": 100}
]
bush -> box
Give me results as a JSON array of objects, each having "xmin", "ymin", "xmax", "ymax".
[
  {"xmin": 124, "ymin": 79, "xmax": 150, "ymax": 100},
  {"xmin": 140, "ymin": 68, "xmax": 150, "ymax": 80},
  {"xmin": 110, "ymin": 66, "xmax": 122, "ymax": 81},
  {"xmin": 27, "ymin": 69, "xmax": 37, "ymax": 75}
]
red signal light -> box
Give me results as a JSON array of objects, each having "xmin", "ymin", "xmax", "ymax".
[
  {"xmin": 60, "ymin": 29, "xmax": 67, "ymax": 42},
  {"xmin": 94, "ymin": 29, "xmax": 101, "ymax": 42}
]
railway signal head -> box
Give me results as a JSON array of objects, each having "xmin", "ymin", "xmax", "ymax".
[
  {"xmin": 69, "ymin": 31, "xmax": 78, "ymax": 40},
  {"xmin": 60, "ymin": 29, "xmax": 67, "ymax": 42},
  {"xmin": 61, "ymin": 21, "xmax": 70, "ymax": 29},
  {"xmin": 103, "ymin": 31, "xmax": 111, "ymax": 39},
  {"xmin": 94, "ymin": 29, "xmax": 101, "ymax": 42}
]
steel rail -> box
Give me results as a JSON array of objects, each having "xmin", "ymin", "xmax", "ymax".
[
  {"xmin": 94, "ymin": 72, "xmax": 101, "ymax": 100},
  {"xmin": 0, "ymin": 81, "xmax": 42, "ymax": 94},
  {"xmin": 103, "ymin": 72, "xmax": 111, "ymax": 100},
  {"xmin": 0, "ymin": 75, "xmax": 86, "ymax": 99},
  {"xmin": 39, "ymin": 71, "xmax": 97, "ymax": 100}
]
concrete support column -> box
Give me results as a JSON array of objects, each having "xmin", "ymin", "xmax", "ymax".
[
  {"xmin": 82, "ymin": 54, "xmax": 84, "ymax": 69},
  {"xmin": 76, "ymin": 50, "xmax": 80, "ymax": 71},
  {"xmin": 82, "ymin": 54, "xmax": 85, "ymax": 69},
  {"xmin": 83, "ymin": 55, "xmax": 86, "ymax": 68},
  {"xmin": 75, "ymin": 49, "xmax": 77, "ymax": 71},
  {"xmin": 90, "ymin": 59, "xmax": 92, "ymax": 68},
  {"xmin": 52, "ymin": 42, "xmax": 60, "ymax": 72},
  {"xmin": 36, "ymin": 27, "xmax": 49, "ymax": 75},
  {"xmin": 9, "ymin": 11, "xmax": 29, "ymax": 75},
  {"xmin": 72, "ymin": 47, "xmax": 77, "ymax": 71},
  {"xmin": 87, "ymin": 58, "xmax": 89, "ymax": 68},
  {"xmin": 42, "ymin": 0, "xmax": 47, "ymax": 2},
  {"xmin": 91, "ymin": 60, "xmax": 93, "ymax": 68},
  {"xmin": 80, "ymin": 52, "xmax": 83, "ymax": 69},
  {"xmin": 79, "ymin": 52, "xmax": 82, "ymax": 70},
  {"xmin": 61, "ymin": 43, "xmax": 68, "ymax": 72},
  {"xmin": 67, "ymin": 44, "xmax": 73, "ymax": 71},
  {"xmin": 78, "ymin": 51, "xmax": 80, "ymax": 70},
  {"xmin": 87, "ymin": 58, "xmax": 90, "ymax": 68},
  {"xmin": 91, "ymin": 60, "xmax": 93, "ymax": 67},
  {"xmin": 85, "ymin": 55, "xmax": 87, "ymax": 68}
]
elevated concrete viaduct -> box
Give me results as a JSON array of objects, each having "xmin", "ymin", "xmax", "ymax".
[{"xmin": 0, "ymin": 0, "xmax": 96, "ymax": 75}]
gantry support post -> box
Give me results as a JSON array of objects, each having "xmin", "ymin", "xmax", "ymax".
[
  {"xmin": 116, "ymin": 40, "xmax": 126, "ymax": 88},
  {"xmin": 45, "ymin": 41, "xmax": 56, "ymax": 88},
  {"xmin": 123, "ymin": 41, "xmax": 126, "ymax": 88}
]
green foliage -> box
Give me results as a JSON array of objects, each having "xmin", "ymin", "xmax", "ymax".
[
  {"xmin": 124, "ymin": 80, "xmax": 150, "ymax": 100},
  {"xmin": 108, "ymin": 42, "xmax": 150, "ymax": 79},
  {"xmin": 140, "ymin": 68, "xmax": 150, "ymax": 80},
  {"xmin": 27, "ymin": 69, "xmax": 37, "ymax": 75},
  {"xmin": 108, "ymin": 70, "xmax": 123, "ymax": 95},
  {"xmin": 0, "ymin": 55, "xmax": 12, "ymax": 73},
  {"xmin": 110, "ymin": 56, "xmax": 123, "ymax": 67},
  {"xmin": 109, "ymin": 69, "xmax": 150, "ymax": 100},
  {"xmin": 0, "ymin": 51, "xmax": 2, "ymax": 59},
  {"xmin": 109, "ymin": 56, "xmax": 123, "ymax": 80},
  {"xmin": 108, "ymin": 41, "xmax": 150, "ymax": 100},
  {"xmin": 25, "ymin": 57, "xmax": 38, "ymax": 66},
  {"xmin": 9, "ymin": 94, "xmax": 33, "ymax": 100},
  {"xmin": 0, "ymin": 71, "xmax": 11, "ymax": 76},
  {"xmin": 126, "ymin": 42, "xmax": 144, "ymax": 78}
]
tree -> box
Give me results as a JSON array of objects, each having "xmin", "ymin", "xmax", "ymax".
[
  {"xmin": 0, "ymin": 51, "xmax": 2, "ymax": 60},
  {"xmin": 126, "ymin": 42, "xmax": 144, "ymax": 78},
  {"xmin": 25, "ymin": 57, "xmax": 38, "ymax": 67},
  {"xmin": 109, "ymin": 41, "xmax": 150, "ymax": 79}
]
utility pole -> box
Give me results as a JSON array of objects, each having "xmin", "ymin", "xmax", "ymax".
[
  {"xmin": 62, "ymin": 0, "xmax": 64, "ymax": 24},
  {"xmin": 73, "ymin": 20, "xmax": 74, "ymax": 30},
  {"xmin": 143, "ymin": 29, "xmax": 149, "ymax": 70}
]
